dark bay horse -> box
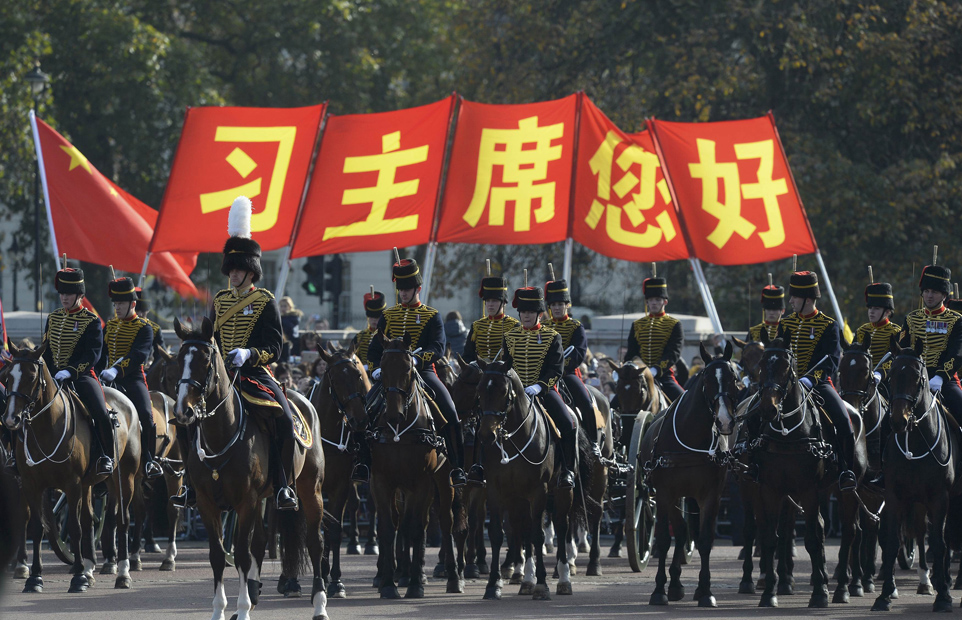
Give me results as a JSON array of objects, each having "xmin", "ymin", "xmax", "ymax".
[
  {"xmin": 346, "ymin": 333, "xmax": 463, "ymax": 599},
  {"xmin": 309, "ymin": 343, "xmax": 371, "ymax": 599},
  {"xmin": 753, "ymin": 337, "xmax": 867, "ymax": 608},
  {"xmin": 871, "ymin": 340, "xmax": 962, "ymax": 612},
  {"xmin": 475, "ymin": 359, "xmax": 592, "ymax": 600},
  {"xmin": 3, "ymin": 341, "xmax": 140, "ymax": 592},
  {"xmin": 173, "ymin": 318, "xmax": 328, "ymax": 620},
  {"xmin": 639, "ymin": 341, "xmax": 738, "ymax": 607}
]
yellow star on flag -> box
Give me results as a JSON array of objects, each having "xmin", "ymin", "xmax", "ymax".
[{"xmin": 60, "ymin": 145, "xmax": 92, "ymax": 174}]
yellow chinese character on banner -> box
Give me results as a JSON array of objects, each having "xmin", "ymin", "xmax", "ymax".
[
  {"xmin": 688, "ymin": 138, "xmax": 789, "ymax": 249},
  {"xmin": 584, "ymin": 131, "xmax": 677, "ymax": 248},
  {"xmin": 323, "ymin": 131, "xmax": 428, "ymax": 240},
  {"xmin": 463, "ymin": 116, "xmax": 564, "ymax": 232}
]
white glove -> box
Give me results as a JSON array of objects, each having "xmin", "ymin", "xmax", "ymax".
[
  {"xmin": 100, "ymin": 367, "xmax": 119, "ymax": 383},
  {"xmin": 872, "ymin": 371, "xmax": 882, "ymax": 384},
  {"xmin": 228, "ymin": 348, "xmax": 251, "ymax": 367},
  {"xmin": 372, "ymin": 368, "xmax": 382, "ymax": 380},
  {"xmin": 741, "ymin": 376, "xmax": 751, "ymax": 388},
  {"xmin": 649, "ymin": 366, "xmax": 659, "ymax": 378},
  {"xmin": 930, "ymin": 375, "xmax": 944, "ymax": 392},
  {"xmin": 55, "ymin": 370, "xmax": 71, "ymax": 382},
  {"xmin": 563, "ymin": 345, "xmax": 575, "ymax": 358},
  {"xmin": 524, "ymin": 384, "xmax": 543, "ymax": 397},
  {"xmin": 800, "ymin": 376, "xmax": 814, "ymax": 390}
]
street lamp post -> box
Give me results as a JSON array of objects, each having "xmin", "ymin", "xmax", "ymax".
[{"xmin": 25, "ymin": 62, "xmax": 49, "ymax": 311}]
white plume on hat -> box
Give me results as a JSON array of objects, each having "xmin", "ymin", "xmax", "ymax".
[{"xmin": 228, "ymin": 196, "xmax": 253, "ymax": 239}]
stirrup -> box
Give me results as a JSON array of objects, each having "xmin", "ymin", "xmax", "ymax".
[
  {"xmin": 145, "ymin": 460, "xmax": 164, "ymax": 479},
  {"xmin": 96, "ymin": 456, "xmax": 114, "ymax": 476},
  {"xmin": 557, "ymin": 470, "xmax": 576, "ymax": 489},
  {"xmin": 276, "ymin": 486, "xmax": 298, "ymax": 511},
  {"xmin": 467, "ymin": 464, "xmax": 486, "ymax": 487},
  {"xmin": 170, "ymin": 485, "xmax": 195, "ymax": 509},
  {"xmin": 838, "ymin": 470, "xmax": 857, "ymax": 492},
  {"xmin": 449, "ymin": 468, "xmax": 467, "ymax": 488},
  {"xmin": 351, "ymin": 464, "xmax": 370, "ymax": 484}
]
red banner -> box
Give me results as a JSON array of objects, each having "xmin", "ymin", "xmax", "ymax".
[
  {"xmin": 291, "ymin": 97, "xmax": 455, "ymax": 258},
  {"xmin": 649, "ymin": 115, "xmax": 817, "ymax": 265},
  {"xmin": 151, "ymin": 104, "xmax": 325, "ymax": 253},
  {"xmin": 436, "ymin": 95, "xmax": 577, "ymax": 245},
  {"xmin": 572, "ymin": 98, "xmax": 689, "ymax": 262},
  {"xmin": 32, "ymin": 116, "xmax": 199, "ymax": 298}
]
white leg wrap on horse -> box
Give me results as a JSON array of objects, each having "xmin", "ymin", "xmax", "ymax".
[
  {"xmin": 523, "ymin": 555, "xmax": 535, "ymax": 585},
  {"xmin": 312, "ymin": 588, "xmax": 329, "ymax": 619},
  {"xmin": 165, "ymin": 541, "xmax": 177, "ymax": 562},
  {"xmin": 211, "ymin": 580, "xmax": 227, "ymax": 620},
  {"xmin": 83, "ymin": 559, "xmax": 95, "ymax": 579},
  {"xmin": 118, "ymin": 559, "xmax": 130, "ymax": 579},
  {"xmin": 557, "ymin": 560, "xmax": 571, "ymax": 584},
  {"xmin": 249, "ymin": 563, "xmax": 260, "ymax": 583},
  {"xmin": 919, "ymin": 565, "xmax": 932, "ymax": 587},
  {"xmin": 567, "ymin": 539, "xmax": 577, "ymax": 566},
  {"xmin": 235, "ymin": 568, "xmax": 252, "ymax": 620}
]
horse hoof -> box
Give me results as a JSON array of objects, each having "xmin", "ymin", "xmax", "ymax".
[
  {"xmin": 777, "ymin": 582, "xmax": 794, "ymax": 596},
  {"xmin": 698, "ymin": 595, "xmax": 717, "ymax": 608},
  {"xmin": 420, "ymin": 573, "xmax": 428, "ymax": 585},
  {"xmin": 850, "ymin": 583, "xmax": 864, "ymax": 597},
  {"xmin": 536, "ymin": 583, "xmax": 553, "ymax": 599},
  {"xmin": 891, "ymin": 587, "xmax": 899, "ymax": 599},
  {"xmin": 404, "ymin": 584, "xmax": 424, "ymax": 599},
  {"xmin": 100, "ymin": 561, "xmax": 117, "ymax": 575},
  {"xmin": 346, "ymin": 544, "xmax": 362, "ymax": 555},
  {"xmin": 130, "ymin": 558, "xmax": 142, "ymax": 572},
  {"xmin": 312, "ymin": 615, "xmax": 328, "ymax": 620},
  {"xmin": 14, "ymin": 565, "xmax": 30, "ymax": 579},
  {"xmin": 863, "ymin": 580, "xmax": 875, "ymax": 593},
  {"xmin": 278, "ymin": 576, "xmax": 289, "ymax": 594},
  {"xmin": 380, "ymin": 586, "xmax": 401, "ymax": 599},
  {"xmin": 586, "ymin": 562, "xmax": 602, "ymax": 577},
  {"xmin": 372, "ymin": 576, "xmax": 382, "ymax": 589},
  {"xmin": 159, "ymin": 559, "xmax": 175, "ymax": 572},
  {"xmin": 578, "ymin": 541, "xmax": 590, "ymax": 554},
  {"xmin": 364, "ymin": 544, "xmax": 378, "ymax": 556},
  {"xmin": 22, "ymin": 575, "xmax": 43, "ymax": 593},
  {"xmin": 327, "ymin": 581, "xmax": 346, "ymax": 599},
  {"xmin": 833, "ymin": 587, "xmax": 849, "ymax": 604},
  {"xmin": 809, "ymin": 593, "xmax": 829, "ymax": 608},
  {"xmin": 446, "ymin": 578, "xmax": 464, "ymax": 594},
  {"xmin": 465, "ymin": 564, "xmax": 480, "ymax": 579},
  {"xmin": 555, "ymin": 581, "xmax": 572, "ymax": 596},
  {"xmin": 759, "ymin": 595, "xmax": 778, "ymax": 608},
  {"xmin": 114, "ymin": 576, "xmax": 131, "ymax": 589},
  {"xmin": 398, "ymin": 576, "xmax": 410, "ymax": 588},
  {"xmin": 649, "ymin": 591, "xmax": 669, "ymax": 606},
  {"xmin": 569, "ymin": 562, "xmax": 577, "ymax": 576},
  {"xmin": 667, "ymin": 585, "xmax": 685, "ymax": 602},
  {"xmin": 545, "ymin": 543, "xmax": 555, "ymax": 554},
  {"xmin": 871, "ymin": 596, "xmax": 892, "ymax": 611},
  {"xmin": 68, "ymin": 574, "xmax": 89, "ymax": 593},
  {"xmin": 433, "ymin": 562, "xmax": 446, "ymax": 579},
  {"xmin": 933, "ymin": 598, "xmax": 953, "ymax": 613},
  {"xmin": 510, "ymin": 572, "xmax": 523, "ymax": 585},
  {"xmin": 519, "ymin": 582, "xmax": 534, "ymax": 595},
  {"xmin": 739, "ymin": 580, "xmax": 756, "ymax": 594},
  {"xmin": 608, "ymin": 544, "xmax": 623, "ymax": 558},
  {"xmin": 483, "ymin": 584, "xmax": 502, "ymax": 600},
  {"xmin": 477, "ymin": 560, "xmax": 489, "ymax": 575}
]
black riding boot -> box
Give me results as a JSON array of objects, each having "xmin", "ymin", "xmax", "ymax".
[
  {"xmin": 445, "ymin": 420, "xmax": 467, "ymax": 488},
  {"xmin": 557, "ymin": 429, "xmax": 577, "ymax": 489},
  {"xmin": 837, "ymin": 433, "xmax": 857, "ymax": 492},
  {"xmin": 141, "ymin": 422, "xmax": 163, "ymax": 479},
  {"xmin": 94, "ymin": 418, "xmax": 116, "ymax": 476},
  {"xmin": 352, "ymin": 437, "xmax": 372, "ymax": 483},
  {"xmin": 275, "ymin": 415, "xmax": 298, "ymax": 511},
  {"xmin": 467, "ymin": 441, "xmax": 485, "ymax": 487}
]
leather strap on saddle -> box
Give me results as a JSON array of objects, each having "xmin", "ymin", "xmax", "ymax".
[{"xmin": 214, "ymin": 289, "xmax": 268, "ymax": 332}]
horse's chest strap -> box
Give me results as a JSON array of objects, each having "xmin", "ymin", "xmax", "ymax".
[{"xmin": 756, "ymin": 436, "xmax": 833, "ymax": 459}]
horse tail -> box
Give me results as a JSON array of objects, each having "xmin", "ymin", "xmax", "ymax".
[
  {"xmin": 278, "ymin": 505, "xmax": 310, "ymax": 578},
  {"xmin": 573, "ymin": 429, "xmax": 600, "ymax": 531}
]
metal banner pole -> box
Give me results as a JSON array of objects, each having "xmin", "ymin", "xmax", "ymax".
[
  {"xmin": 274, "ymin": 245, "xmax": 293, "ymax": 298},
  {"xmin": 815, "ymin": 250, "xmax": 844, "ymax": 325},
  {"xmin": 562, "ymin": 237, "xmax": 573, "ymax": 284},
  {"xmin": 689, "ymin": 258, "xmax": 724, "ymax": 333},
  {"xmin": 421, "ymin": 241, "xmax": 439, "ymax": 304}
]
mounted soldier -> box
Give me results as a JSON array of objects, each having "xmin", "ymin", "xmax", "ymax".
[
  {"xmin": 462, "ymin": 269, "xmax": 518, "ymax": 363},
  {"xmin": 624, "ymin": 275, "xmax": 685, "ymax": 401},
  {"xmin": 172, "ymin": 196, "xmax": 297, "ymax": 510},
  {"xmin": 774, "ymin": 270, "xmax": 857, "ymax": 492},
  {"xmin": 502, "ymin": 285, "xmax": 577, "ymax": 489},
  {"xmin": 855, "ymin": 280, "xmax": 900, "ymax": 396},
  {"xmin": 43, "ymin": 266, "xmax": 115, "ymax": 476},
  {"xmin": 98, "ymin": 276, "xmax": 163, "ymax": 479},
  {"xmin": 352, "ymin": 289, "xmax": 385, "ymax": 373},
  {"xmin": 747, "ymin": 277, "xmax": 784, "ymax": 343},
  {"xmin": 360, "ymin": 254, "xmax": 467, "ymax": 488}
]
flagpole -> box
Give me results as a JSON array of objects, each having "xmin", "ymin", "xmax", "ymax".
[
  {"xmin": 421, "ymin": 94, "xmax": 460, "ymax": 305},
  {"xmin": 29, "ymin": 110, "xmax": 60, "ymax": 264},
  {"xmin": 688, "ymin": 258, "xmax": 724, "ymax": 333},
  {"xmin": 814, "ymin": 250, "xmax": 844, "ymax": 324},
  {"xmin": 562, "ymin": 92, "xmax": 583, "ymax": 287}
]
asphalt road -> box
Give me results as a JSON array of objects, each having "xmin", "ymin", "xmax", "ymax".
[{"xmin": 1, "ymin": 536, "xmax": 955, "ymax": 619}]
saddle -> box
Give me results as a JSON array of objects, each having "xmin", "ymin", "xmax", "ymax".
[
  {"xmin": 525, "ymin": 394, "xmax": 561, "ymax": 440},
  {"xmin": 558, "ymin": 380, "xmax": 605, "ymax": 433}
]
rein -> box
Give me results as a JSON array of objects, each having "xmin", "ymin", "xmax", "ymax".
[
  {"xmin": 379, "ymin": 348, "xmax": 431, "ymax": 443},
  {"xmin": 891, "ymin": 355, "xmax": 949, "ymax": 466},
  {"xmin": 318, "ymin": 356, "xmax": 365, "ymax": 452},
  {"xmin": 8, "ymin": 357, "xmax": 77, "ymax": 466},
  {"xmin": 481, "ymin": 369, "xmax": 548, "ymax": 466},
  {"xmin": 838, "ymin": 351, "xmax": 884, "ymax": 437}
]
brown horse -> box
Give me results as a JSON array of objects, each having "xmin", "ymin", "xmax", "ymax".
[
  {"xmin": 309, "ymin": 342, "xmax": 371, "ymax": 599},
  {"xmin": 173, "ymin": 318, "xmax": 327, "ymax": 620},
  {"xmin": 346, "ymin": 333, "xmax": 463, "ymax": 599},
  {"xmin": 3, "ymin": 340, "xmax": 140, "ymax": 592}
]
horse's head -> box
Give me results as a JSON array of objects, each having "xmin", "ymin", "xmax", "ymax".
[
  {"xmin": 607, "ymin": 357, "xmax": 653, "ymax": 415},
  {"xmin": 698, "ymin": 340, "xmax": 738, "ymax": 435},
  {"xmin": 450, "ymin": 353, "xmax": 483, "ymax": 419},
  {"xmin": 377, "ymin": 332, "xmax": 417, "ymax": 427},
  {"xmin": 888, "ymin": 336, "xmax": 929, "ymax": 434},
  {"xmin": 173, "ymin": 317, "xmax": 218, "ymax": 425},
  {"xmin": 838, "ymin": 340, "xmax": 875, "ymax": 411},
  {"xmin": 317, "ymin": 341, "xmax": 369, "ymax": 432},
  {"xmin": 756, "ymin": 338, "xmax": 798, "ymax": 422},
  {"xmin": 475, "ymin": 359, "xmax": 518, "ymax": 443},
  {"xmin": 3, "ymin": 340, "xmax": 49, "ymax": 431},
  {"xmin": 733, "ymin": 337, "xmax": 765, "ymax": 389}
]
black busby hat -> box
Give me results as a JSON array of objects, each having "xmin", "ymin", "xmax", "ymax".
[
  {"xmin": 134, "ymin": 287, "xmax": 150, "ymax": 314},
  {"xmin": 55, "ymin": 268, "xmax": 85, "ymax": 295},
  {"xmin": 919, "ymin": 265, "xmax": 952, "ymax": 295},
  {"xmin": 108, "ymin": 277, "xmax": 138, "ymax": 302},
  {"xmin": 512, "ymin": 287, "xmax": 545, "ymax": 313},
  {"xmin": 643, "ymin": 277, "xmax": 668, "ymax": 299},
  {"xmin": 865, "ymin": 282, "xmax": 895, "ymax": 310},
  {"xmin": 479, "ymin": 276, "xmax": 509, "ymax": 302},
  {"xmin": 364, "ymin": 291, "xmax": 386, "ymax": 317},
  {"xmin": 392, "ymin": 258, "xmax": 422, "ymax": 290},
  {"xmin": 545, "ymin": 279, "xmax": 571, "ymax": 304},
  {"xmin": 761, "ymin": 285, "xmax": 785, "ymax": 310},
  {"xmin": 220, "ymin": 196, "xmax": 263, "ymax": 283},
  {"xmin": 789, "ymin": 271, "xmax": 821, "ymax": 299}
]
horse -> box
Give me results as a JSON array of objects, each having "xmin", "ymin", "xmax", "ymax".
[
  {"xmin": 344, "ymin": 333, "xmax": 463, "ymax": 599},
  {"xmin": 752, "ymin": 336, "xmax": 868, "ymax": 608},
  {"xmin": 172, "ymin": 318, "xmax": 328, "ymax": 620},
  {"xmin": 308, "ymin": 342, "xmax": 371, "ymax": 599},
  {"xmin": 871, "ymin": 339, "xmax": 962, "ymax": 612},
  {"xmin": 475, "ymin": 359, "xmax": 595, "ymax": 600},
  {"xmin": 639, "ymin": 341, "xmax": 738, "ymax": 607},
  {"xmin": 2, "ymin": 340, "xmax": 140, "ymax": 593},
  {"xmin": 0, "ymin": 464, "xmax": 22, "ymax": 604}
]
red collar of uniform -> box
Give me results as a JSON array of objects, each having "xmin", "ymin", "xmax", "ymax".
[
  {"xmin": 800, "ymin": 310, "xmax": 819, "ymax": 320},
  {"xmin": 121, "ymin": 313, "xmax": 139, "ymax": 322},
  {"xmin": 872, "ymin": 318, "xmax": 891, "ymax": 328},
  {"xmin": 522, "ymin": 323, "xmax": 542, "ymax": 331},
  {"xmin": 401, "ymin": 301, "xmax": 422, "ymax": 309},
  {"xmin": 66, "ymin": 305, "xmax": 84, "ymax": 315},
  {"xmin": 924, "ymin": 305, "xmax": 946, "ymax": 317},
  {"xmin": 764, "ymin": 320, "xmax": 779, "ymax": 326},
  {"xmin": 648, "ymin": 311, "xmax": 666, "ymax": 318},
  {"xmin": 552, "ymin": 315, "xmax": 569, "ymax": 323},
  {"xmin": 487, "ymin": 313, "xmax": 505, "ymax": 320}
]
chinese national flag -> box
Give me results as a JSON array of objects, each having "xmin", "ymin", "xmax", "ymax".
[
  {"xmin": 572, "ymin": 98, "xmax": 689, "ymax": 262},
  {"xmin": 31, "ymin": 115, "xmax": 200, "ymax": 298},
  {"xmin": 436, "ymin": 95, "xmax": 577, "ymax": 245},
  {"xmin": 150, "ymin": 104, "xmax": 325, "ymax": 253},
  {"xmin": 291, "ymin": 96, "xmax": 455, "ymax": 258},
  {"xmin": 648, "ymin": 115, "xmax": 817, "ymax": 266}
]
